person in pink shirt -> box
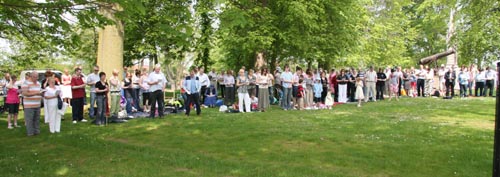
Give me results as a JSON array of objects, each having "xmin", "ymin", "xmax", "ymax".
[{"xmin": 5, "ymin": 75, "xmax": 20, "ymax": 129}]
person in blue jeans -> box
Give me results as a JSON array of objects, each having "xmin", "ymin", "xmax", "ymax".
[
  {"xmin": 95, "ymin": 72, "xmax": 109, "ymax": 125},
  {"xmin": 280, "ymin": 65, "xmax": 293, "ymax": 110},
  {"xmin": 86, "ymin": 65, "xmax": 100, "ymax": 118}
]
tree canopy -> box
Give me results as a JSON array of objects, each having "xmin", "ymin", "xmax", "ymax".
[{"xmin": 0, "ymin": 0, "xmax": 499, "ymax": 73}]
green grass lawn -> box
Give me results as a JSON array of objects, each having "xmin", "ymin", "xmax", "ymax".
[{"xmin": 0, "ymin": 97, "xmax": 495, "ymax": 177}]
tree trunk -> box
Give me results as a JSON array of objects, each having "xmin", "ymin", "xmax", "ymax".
[{"xmin": 446, "ymin": 7, "xmax": 457, "ymax": 67}]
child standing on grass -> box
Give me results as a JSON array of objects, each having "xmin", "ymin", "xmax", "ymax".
[
  {"xmin": 297, "ymin": 79, "xmax": 305, "ymax": 110},
  {"xmin": 355, "ymin": 76, "xmax": 364, "ymax": 107},
  {"xmin": 389, "ymin": 69, "xmax": 400, "ymax": 101},
  {"xmin": 313, "ymin": 79, "xmax": 323, "ymax": 109}
]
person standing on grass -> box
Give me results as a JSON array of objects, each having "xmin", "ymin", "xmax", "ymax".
[
  {"xmin": 6, "ymin": 75, "xmax": 20, "ymax": 129},
  {"xmin": 296, "ymin": 78, "xmax": 305, "ymax": 110},
  {"xmin": 484, "ymin": 66, "xmax": 495, "ymax": 97},
  {"xmin": 416, "ymin": 65, "xmax": 427, "ymax": 97},
  {"xmin": 71, "ymin": 68, "xmax": 87, "ymax": 124},
  {"xmin": 438, "ymin": 64, "xmax": 446, "ymax": 94},
  {"xmin": 348, "ymin": 68, "xmax": 357, "ymax": 102},
  {"xmin": 44, "ymin": 77, "xmax": 62, "ymax": 133},
  {"xmin": 183, "ymin": 68, "xmax": 201, "ymax": 116},
  {"xmin": 61, "ymin": 69, "xmax": 72, "ymax": 105},
  {"xmin": 86, "ymin": 65, "xmax": 100, "ymax": 119},
  {"xmin": 257, "ymin": 68, "xmax": 270, "ymax": 112},
  {"xmin": 247, "ymin": 69, "xmax": 257, "ymax": 99},
  {"xmin": 304, "ymin": 69, "xmax": 314, "ymax": 108},
  {"xmin": 320, "ymin": 71, "xmax": 329, "ymax": 103},
  {"xmin": 22, "ymin": 71, "xmax": 43, "ymax": 136},
  {"xmin": 468, "ymin": 64, "xmax": 476, "ymax": 97},
  {"xmin": 355, "ymin": 75, "xmax": 364, "ymax": 107},
  {"xmin": 95, "ymin": 72, "xmax": 109, "ymax": 125},
  {"xmin": 109, "ymin": 69, "xmax": 121, "ymax": 117},
  {"xmin": 337, "ymin": 69, "xmax": 349, "ymax": 103},
  {"xmin": 139, "ymin": 68, "xmax": 150, "ymax": 113},
  {"xmin": 292, "ymin": 67, "xmax": 302, "ymax": 109},
  {"xmin": 475, "ymin": 68, "xmax": 485, "ymax": 97},
  {"xmin": 132, "ymin": 69, "xmax": 142, "ymax": 112},
  {"xmin": 281, "ymin": 65, "xmax": 293, "ymax": 110},
  {"xmin": 0, "ymin": 73, "xmax": 11, "ymax": 107},
  {"xmin": 274, "ymin": 70, "xmax": 283, "ymax": 105},
  {"xmin": 218, "ymin": 70, "xmax": 226, "ymax": 99},
  {"xmin": 313, "ymin": 78, "xmax": 323, "ymax": 109},
  {"xmin": 224, "ymin": 70, "xmax": 235, "ymax": 106},
  {"xmin": 329, "ymin": 69, "xmax": 338, "ymax": 102},
  {"xmin": 122, "ymin": 72, "xmax": 134, "ymax": 114},
  {"xmin": 148, "ymin": 64, "xmax": 168, "ymax": 119},
  {"xmin": 388, "ymin": 69, "xmax": 400, "ymax": 101},
  {"xmin": 444, "ymin": 67, "xmax": 456, "ymax": 97},
  {"xmin": 236, "ymin": 69, "xmax": 251, "ymax": 113},
  {"xmin": 376, "ymin": 68, "xmax": 387, "ymax": 101},
  {"xmin": 365, "ymin": 66, "xmax": 377, "ymax": 102},
  {"xmin": 198, "ymin": 68, "xmax": 210, "ymax": 106},
  {"xmin": 458, "ymin": 68, "xmax": 469, "ymax": 98}
]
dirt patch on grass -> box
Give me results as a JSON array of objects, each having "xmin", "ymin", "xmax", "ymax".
[{"xmin": 107, "ymin": 138, "xmax": 130, "ymax": 144}]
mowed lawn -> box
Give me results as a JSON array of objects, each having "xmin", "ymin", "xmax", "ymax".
[{"xmin": 0, "ymin": 97, "xmax": 495, "ymax": 177}]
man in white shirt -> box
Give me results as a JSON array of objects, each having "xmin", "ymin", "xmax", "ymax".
[
  {"xmin": 365, "ymin": 66, "xmax": 377, "ymax": 102},
  {"xmin": 86, "ymin": 66, "xmax": 100, "ymax": 118},
  {"xmin": 198, "ymin": 68, "xmax": 210, "ymax": 105},
  {"xmin": 416, "ymin": 65, "xmax": 427, "ymax": 97},
  {"xmin": 147, "ymin": 64, "xmax": 168, "ymax": 118},
  {"xmin": 485, "ymin": 66, "xmax": 495, "ymax": 97}
]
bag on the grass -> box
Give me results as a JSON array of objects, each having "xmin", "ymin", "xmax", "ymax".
[
  {"xmin": 401, "ymin": 89, "xmax": 407, "ymax": 96},
  {"xmin": 219, "ymin": 105, "xmax": 228, "ymax": 112}
]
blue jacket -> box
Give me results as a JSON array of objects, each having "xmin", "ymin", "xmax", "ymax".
[{"xmin": 183, "ymin": 76, "xmax": 201, "ymax": 94}]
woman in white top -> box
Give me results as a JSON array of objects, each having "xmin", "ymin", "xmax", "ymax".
[
  {"xmin": 139, "ymin": 69, "xmax": 150, "ymax": 113},
  {"xmin": 224, "ymin": 70, "xmax": 235, "ymax": 105},
  {"xmin": 43, "ymin": 77, "xmax": 62, "ymax": 133},
  {"xmin": 257, "ymin": 68, "xmax": 270, "ymax": 112},
  {"xmin": 236, "ymin": 69, "xmax": 251, "ymax": 113}
]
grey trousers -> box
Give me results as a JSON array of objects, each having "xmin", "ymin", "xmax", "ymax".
[{"xmin": 24, "ymin": 108, "xmax": 41, "ymax": 136}]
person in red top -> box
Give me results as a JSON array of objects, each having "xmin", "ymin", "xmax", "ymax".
[
  {"xmin": 329, "ymin": 69, "xmax": 338, "ymax": 102},
  {"xmin": 71, "ymin": 68, "xmax": 87, "ymax": 124}
]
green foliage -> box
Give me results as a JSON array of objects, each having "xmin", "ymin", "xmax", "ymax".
[
  {"xmin": 121, "ymin": 0, "xmax": 193, "ymax": 67},
  {"xmin": 456, "ymin": 0, "xmax": 500, "ymax": 67}
]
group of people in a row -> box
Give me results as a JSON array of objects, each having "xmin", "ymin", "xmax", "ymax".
[
  {"xmin": 204, "ymin": 63, "xmax": 496, "ymax": 110},
  {"xmin": 1, "ymin": 62, "xmax": 496, "ymax": 135},
  {"xmin": 0, "ymin": 64, "xmax": 169, "ymax": 136}
]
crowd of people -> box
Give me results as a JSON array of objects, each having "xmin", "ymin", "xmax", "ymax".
[
  {"xmin": 0, "ymin": 63, "xmax": 496, "ymax": 136},
  {"xmin": 203, "ymin": 63, "xmax": 497, "ymax": 110}
]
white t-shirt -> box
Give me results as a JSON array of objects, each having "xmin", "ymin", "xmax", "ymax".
[
  {"xmin": 148, "ymin": 71, "xmax": 167, "ymax": 92},
  {"xmin": 199, "ymin": 73, "xmax": 210, "ymax": 87}
]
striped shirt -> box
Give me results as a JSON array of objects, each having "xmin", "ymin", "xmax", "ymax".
[{"xmin": 22, "ymin": 80, "xmax": 42, "ymax": 108}]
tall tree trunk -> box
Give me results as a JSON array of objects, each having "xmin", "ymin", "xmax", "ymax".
[{"xmin": 446, "ymin": 7, "xmax": 457, "ymax": 67}]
